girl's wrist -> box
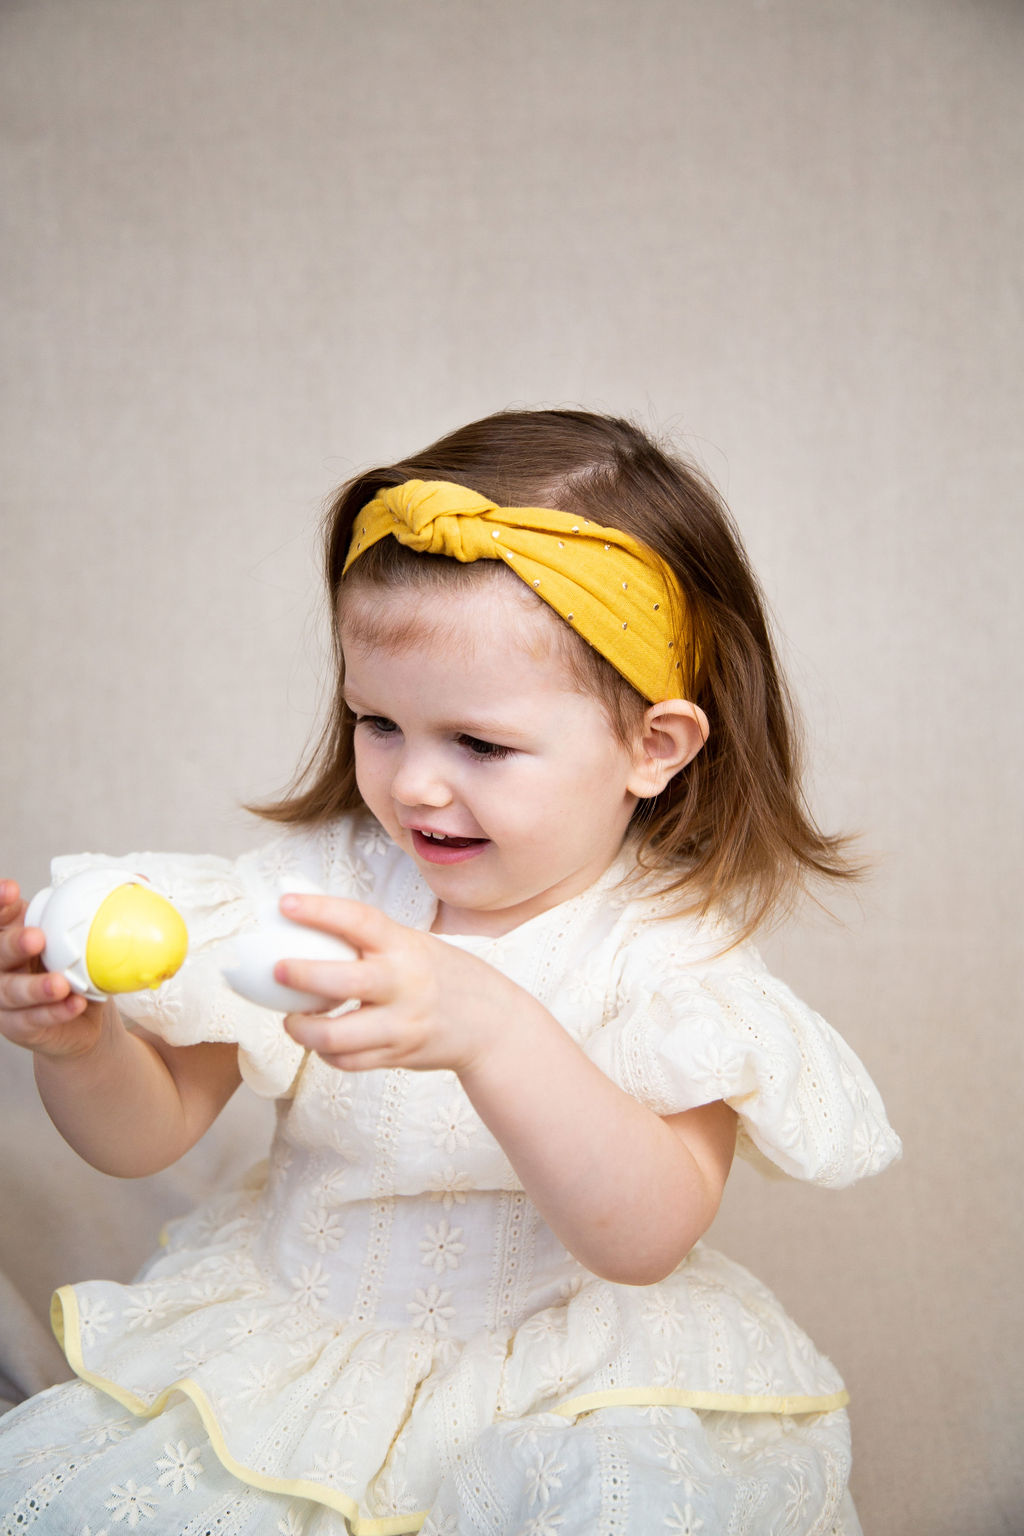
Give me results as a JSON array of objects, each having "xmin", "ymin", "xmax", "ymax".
[
  {"xmin": 454, "ymin": 982, "xmax": 557, "ymax": 1091},
  {"xmin": 33, "ymin": 998, "xmax": 125, "ymax": 1070}
]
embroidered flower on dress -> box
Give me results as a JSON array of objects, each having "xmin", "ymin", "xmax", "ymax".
[
  {"xmin": 82, "ymin": 1417, "xmax": 134, "ymax": 1450},
  {"xmin": 665, "ymin": 1502, "xmax": 705, "ymax": 1535},
  {"xmin": 225, "ymin": 1309, "xmax": 276, "ymax": 1346},
  {"xmin": 524, "ymin": 1450, "xmax": 566, "ymax": 1507},
  {"xmin": 502, "ymin": 1421, "xmax": 542, "ymax": 1450},
  {"xmin": 357, "ymin": 821, "xmax": 392, "ymax": 858},
  {"xmin": 739, "ymin": 1308, "xmax": 773, "ymax": 1354},
  {"xmin": 744, "ymin": 1361, "xmax": 776, "ymax": 1396},
  {"xmin": 300, "ymin": 1205, "xmax": 345, "ymax": 1253},
  {"xmin": 155, "ymin": 1441, "xmax": 204, "ymax": 1494},
  {"xmin": 783, "ymin": 1464, "xmax": 816, "ymax": 1527},
  {"xmin": 123, "ymin": 1289, "xmax": 175, "ymax": 1332},
  {"xmin": 78, "ymin": 1296, "xmax": 115, "ymax": 1346},
  {"xmin": 236, "ymin": 1362, "xmax": 279, "ymax": 1407},
  {"xmin": 176, "ymin": 1345, "xmax": 211, "ymax": 1374},
  {"xmin": 518, "ymin": 1310, "xmax": 565, "ymax": 1343},
  {"xmin": 340, "ymin": 1354, "xmax": 385, "ymax": 1386},
  {"xmin": 429, "ymin": 1100, "xmax": 479, "ymax": 1154},
  {"xmin": 313, "ymin": 1167, "xmax": 350, "ymax": 1204},
  {"xmin": 641, "ymin": 1291, "xmax": 686, "ymax": 1339},
  {"xmin": 425, "ymin": 1517, "xmax": 459, "ymax": 1536},
  {"xmin": 372, "ymin": 1465, "xmax": 421, "ymax": 1516},
  {"xmin": 427, "ymin": 1165, "xmax": 473, "ymax": 1208},
  {"xmin": 652, "ymin": 1429, "xmax": 699, "ymax": 1484},
  {"xmin": 406, "ymin": 1284, "xmax": 456, "ymax": 1334},
  {"xmin": 17, "ymin": 1440, "xmax": 72, "ymax": 1468},
  {"xmin": 522, "ymin": 1512, "xmax": 565, "ymax": 1536},
  {"xmin": 419, "ymin": 1218, "xmax": 466, "ymax": 1273},
  {"xmin": 306, "ymin": 1449, "xmax": 357, "ymax": 1485},
  {"xmin": 717, "ymin": 1417, "xmax": 759, "ymax": 1456},
  {"xmin": 315, "ymin": 1070, "xmax": 355, "ymax": 1118},
  {"xmin": 290, "ymin": 1263, "xmax": 330, "ymax": 1310},
  {"xmin": 105, "ymin": 1478, "xmax": 157, "ymax": 1525},
  {"xmin": 533, "ymin": 1347, "xmax": 574, "ymax": 1399},
  {"xmin": 325, "ymin": 848, "xmax": 373, "ymax": 897},
  {"xmin": 321, "ymin": 1393, "xmax": 370, "ymax": 1440}
]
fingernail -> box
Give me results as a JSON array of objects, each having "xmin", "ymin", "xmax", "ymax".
[{"xmin": 280, "ymin": 895, "xmax": 299, "ymax": 913}]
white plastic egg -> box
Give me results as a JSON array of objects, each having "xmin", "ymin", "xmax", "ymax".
[
  {"xmin": 220, "ymin": 878, "xmax": 357, "ymax": 1013},
  {"xmin": 25, "ymin": 870, "xmax": 189, "ymax": 1002}
]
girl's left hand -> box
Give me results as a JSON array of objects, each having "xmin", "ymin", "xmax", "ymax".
[{"xmin": 274, "ymin": 894, "xmax": 509, "ymax": 1074}]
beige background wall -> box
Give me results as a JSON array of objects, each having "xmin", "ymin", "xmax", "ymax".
[{"xmin": 2, "ymin": 1, "xmax": 1022, "ymax": 1532}]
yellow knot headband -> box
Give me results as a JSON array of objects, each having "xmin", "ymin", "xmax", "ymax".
[{"xmin": 343, "ymin": 479, "xmax": 690, "ymax": 702}]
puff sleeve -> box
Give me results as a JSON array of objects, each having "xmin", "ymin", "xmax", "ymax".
[
  {"xmin": 48, "ymin": 831, "xmax": 328, "ymax": 1098},
  {"xmin": 586, "ymin": 925, "xmax": 901, "ymax": 1188}
]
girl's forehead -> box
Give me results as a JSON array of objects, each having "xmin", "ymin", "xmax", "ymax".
[{"xmin": 338, "ymin": 575, "xmax": 564, "ymax": 665}]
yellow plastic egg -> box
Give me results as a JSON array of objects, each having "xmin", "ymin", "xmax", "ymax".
[
  {"xmin": 84, "ymin": 883, "xmax": 188, "ymax": 994},
  {"xmin": 26, "ymin": 870, "xmax": 189, "ymax": 1002}
]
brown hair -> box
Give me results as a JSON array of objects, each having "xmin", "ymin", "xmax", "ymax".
[{"xmin": 252, "ymin": 409, "xmax": 857, "ymax": 935}]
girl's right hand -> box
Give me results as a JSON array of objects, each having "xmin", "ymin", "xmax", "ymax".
[{"xmin": 0, "ymin": 880, "xmax": 111, "ymax": 1058}]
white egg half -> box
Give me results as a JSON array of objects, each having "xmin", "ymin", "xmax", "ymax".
[{"xmin": 220, "ymin": 880, "xmax": 357, "ymax": 1013}]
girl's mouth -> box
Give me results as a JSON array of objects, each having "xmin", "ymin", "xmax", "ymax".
[{"xmin": 411, "ymin": 829, "xmax": 489, "ymax": 865}]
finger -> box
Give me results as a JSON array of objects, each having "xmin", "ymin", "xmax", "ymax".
[
  {"xmin": 0, "ymin": 880, "xmax": 23, "ymax": 921},
  {"xmin": 273, "ymin": 955, "xmax": 391, "ymax": 1006},
  {"xmin": 1, "ymin": 964, "xmax": 69, "ymax": 1013},
  {"xmin": 317, "ymin": 1047, "xmax": 401, "ymax": 1074},
  {"xmin": 0, "ymin": 923, "xmax": 45, "ymax": 973},
  {"xmin": 278, "ymin": 894, "xmax": 395, "ymax": 954},
  {"xmin": 1, "ymin": 992, "xmax": 88, "ymax": 1041},
  {"xmin": 1, "ymin": 969, "xmax": 72, "ymax": 1011},
  {"xmin": 283, "ymin": 1003, "xmax": 407, "ymax": 1060}
]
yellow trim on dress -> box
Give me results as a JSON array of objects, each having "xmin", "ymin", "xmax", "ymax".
[
  {"xmin": 52, "ymin": 1283, "xmax": 848, "ymax": 1531},
  {"xmin": 551, "ymin": 1384, "xmax": 849, "ymax": 1418}
]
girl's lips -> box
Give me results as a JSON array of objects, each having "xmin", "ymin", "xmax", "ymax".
[{"xmin": 410, "ymin": 829, "xmax": 489, "ymax": 865}]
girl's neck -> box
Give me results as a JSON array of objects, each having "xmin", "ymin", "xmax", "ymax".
[{"xmin": 428, "ymin": 841, "xmax": 634, "ymax": 940}]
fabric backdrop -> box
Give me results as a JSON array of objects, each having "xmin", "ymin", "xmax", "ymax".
[{"xmin": 1, "ymin": 3, "xmax": 1021, "ymax": 1533}]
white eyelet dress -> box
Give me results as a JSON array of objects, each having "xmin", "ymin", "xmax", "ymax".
[{"xmin": 0, "ymin": 816, "xmax": 900, "ymax": 1536}]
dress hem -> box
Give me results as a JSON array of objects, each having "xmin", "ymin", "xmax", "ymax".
[
  {"xmin": 52, "ymin": 1286, "xmax": 428, "ymax": 1534},
  {"xmin": 52, "ymin": 1283, "xmax": 849, "ymax": 1530}
]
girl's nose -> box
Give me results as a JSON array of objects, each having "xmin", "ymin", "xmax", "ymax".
[{"xmin": 390, "ymin": 748, "xmax": 453, "ymax": 809}]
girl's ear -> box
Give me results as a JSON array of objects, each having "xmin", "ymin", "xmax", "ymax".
[{"xmin": 626, "ymin": 699, "xmax": 709, "ymax": 799}]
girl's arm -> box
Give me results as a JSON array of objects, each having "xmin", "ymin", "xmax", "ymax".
[
  {"xmin": 457, "ymin": 1010, "xmax": 735, "ymax": 1285},
  {"xmin": 34, "ymin": 1024, "xmax": 242, "ymax": 1178},
  {"xmin": 276, "ymin": 894, "xmax": 736, "ymax": 1286},
  {"xmin": 1, "ymin": 880, "xmax": 242, "ymax": 1177}
]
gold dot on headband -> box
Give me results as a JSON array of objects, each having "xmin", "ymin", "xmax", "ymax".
[{"xmin": 343, "ymin": 479, "xmax": 692, "ymax": 702}]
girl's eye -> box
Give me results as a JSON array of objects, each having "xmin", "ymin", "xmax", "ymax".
[
  {"xmin": 355, "ymin": 716, "xmax": 398, "ymax": 739},
  {"xmin": 458, "ymin": 735, "xmax": 514, "ymax": 761}
]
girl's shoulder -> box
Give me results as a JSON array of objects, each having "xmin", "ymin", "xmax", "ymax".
[{"xmin": 593, "ymin": 882, "xmax": 902, "ymax": 1189}]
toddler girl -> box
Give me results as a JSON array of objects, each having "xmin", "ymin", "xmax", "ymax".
[{"xmin": 0, "ymin": 410, "xmax": 899, "ymax": 1535}]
